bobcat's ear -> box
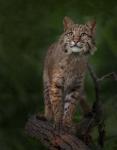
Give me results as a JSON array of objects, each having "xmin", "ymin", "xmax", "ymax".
[
  {"xmin": 86, "ymin": 20, "xmax": 96, "ymax": 35},
  {"xmin": 63, "ymin": 16, "xmax": 74, "ymax": 31}
]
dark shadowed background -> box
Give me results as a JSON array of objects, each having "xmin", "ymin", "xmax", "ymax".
[{"xmin": 0, "ymin": 0, "xmax": 117, "ymax": 149}]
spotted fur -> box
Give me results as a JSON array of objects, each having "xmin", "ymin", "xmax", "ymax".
[{"xmin": 43, "ymin": 16, "xmax": 97, "ymax": 131}]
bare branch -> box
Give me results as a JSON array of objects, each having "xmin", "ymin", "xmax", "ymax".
[
  {"xmin": 87, "ymin": 63, "xmax": 100, "ymax": 103},
  {"xmin": 97, "ymin": 72, "xmax": 117, "ymax": 82},
  {"xmin": 87, "ymin": 63, "xmax": 117, "ymax": 147}
]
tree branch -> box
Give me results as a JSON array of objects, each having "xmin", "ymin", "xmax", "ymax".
[
  {"xmin": 97, "ymin": 72, "xmax": 117, "ymax": 82},
  {"xmin": 25, "ymin": 115, "xmax": 90, "ymax": 150}
]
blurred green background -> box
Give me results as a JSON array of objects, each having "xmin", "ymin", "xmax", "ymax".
[{"xmin": 0, "ymin": 0, "xmax": 117, "ymax": 149}]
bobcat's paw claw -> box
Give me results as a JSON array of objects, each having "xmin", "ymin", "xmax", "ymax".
[
  {"xmin": 62, "ymin": 124, "xmax": 76, "ymax": 135},
  {"xmin": 54, "ymin": 122, "xmax": 62, "ymax": 133}
]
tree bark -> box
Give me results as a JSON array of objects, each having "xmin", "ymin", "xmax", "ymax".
[{"xmin": 25, "ymin": 115, "xmax": 90, "ymax": 150}]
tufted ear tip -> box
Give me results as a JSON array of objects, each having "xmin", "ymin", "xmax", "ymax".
[
  {"xmin": 86, "ymin": 20, "xmax": 96, "ymax": 27},
  {"xmin": 63, "ymin": 16, "xmax": 74, "ymax": 31},
  {"xmin": 86, "ymin": 20, "xmax": 96, "ymax": 34},
  {"xmin": 64, "ymin": 16, "xmax": 70, "ymax": 21},
  {"xmin": 90, "ymin": 46, "xmax": 97, "ymax": 55}
]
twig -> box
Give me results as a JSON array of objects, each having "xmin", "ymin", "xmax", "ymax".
[{"xmin": 97, "ymin": 72, "xmax": 117, "ymax": 82}]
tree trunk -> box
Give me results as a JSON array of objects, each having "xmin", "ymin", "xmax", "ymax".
[{"xmin": 25, "ymin": 115, "xmax": 90, "ymax": 150}]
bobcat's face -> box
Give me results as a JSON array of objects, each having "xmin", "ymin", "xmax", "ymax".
[{"xmin": 63, "ymin": 17, "xmax": 97, "ymax": 55}]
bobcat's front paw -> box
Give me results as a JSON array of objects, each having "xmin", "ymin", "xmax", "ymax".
[
  {"xmin": 62, "ymin": 122, "xmax": 76, "ymax": 135},
  {"xmin": 36, "ymin": 113, "xmax": 47, "ymax": 121},
  {"xmin": 54, "ymin": 121, "xmax": 63, "ymax": 133}
]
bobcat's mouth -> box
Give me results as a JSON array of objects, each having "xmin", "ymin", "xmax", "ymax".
[
  {"xmin": 65, "ymin": 45, "xmax": 83, "ymax": 54},
  {"xmin": 70, "ymin": 46, "xmax": 82, "ymax": 53}
]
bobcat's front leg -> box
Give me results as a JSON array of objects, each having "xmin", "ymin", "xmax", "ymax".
[
  {"xmin": 63, "ymin": 90, "xmax": 80, "ymax": 133},
  {"xmin": 44, "ymin": 81, "xmax": 53, "ymax": 121},
  {"xmin": 50, "ymin": 70, "xmax": 64, "ymax": 130},
  {"xmin": 62, "ymin": 77, "xmax": 83, "ymax": 133}
]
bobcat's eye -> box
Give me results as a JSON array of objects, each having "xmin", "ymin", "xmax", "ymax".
[
  {"xmin": 80, "ymin": 33, "xmax": 87, "ymax": 36},
  {"xmin": 67, "ymin": 31, "xmax": 73, "ymax": 36},
  {"xmin": 81, "ymin": 33, "xmax": 92, "ymax": 38}
]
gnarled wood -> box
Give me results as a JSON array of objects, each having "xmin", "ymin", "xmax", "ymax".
[{"xmin": 25, "ymin": 115, "xmax": 90, "ymax": 150}]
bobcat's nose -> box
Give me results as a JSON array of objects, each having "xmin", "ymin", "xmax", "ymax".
[
  {"xmin": 71, "ymin": 41, "xmax": 82, "ymax": 48},
  {"xmin": 73, "ymin": 36, "xmax": 80, "ymax": 44},
  {"xmin": 71, "ymin": 40, "xmax": 79, "ymax": 47}
]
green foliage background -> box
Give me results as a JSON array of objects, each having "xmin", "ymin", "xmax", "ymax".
[{"xmin": 0, "ymin": 0, "xmax": 117, "ymax": 149}]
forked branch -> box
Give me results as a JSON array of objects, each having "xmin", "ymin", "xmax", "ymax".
[{"xmin": 87, "ymin": 63, "xmax": 117, "ymax": 147}]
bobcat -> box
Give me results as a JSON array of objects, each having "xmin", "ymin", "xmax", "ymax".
[{"xmin": 43, "ymin": 16, "xmax": 97, "ymax": 132}]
